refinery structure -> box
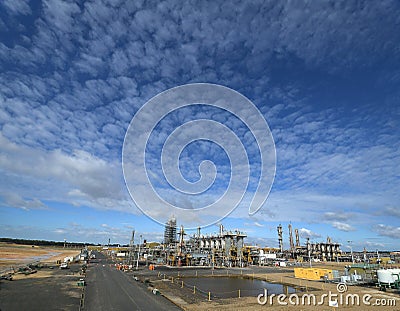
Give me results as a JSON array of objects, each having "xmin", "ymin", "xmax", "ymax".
[
  {"xmin": 114, "ymin": 216, "xmax": 346, "ymax": 268},
  {"xmin": 133, "ymin": 219, "xmax": 249, "ymax": 267},
  {"xmin": 108, "ymin": 216, "xmax": 400, "ymax": 271},
  {"xmin": 277, "ymin": 223, "xmax": 342, "ymax": 263}
]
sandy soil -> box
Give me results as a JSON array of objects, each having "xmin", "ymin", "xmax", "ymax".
[{"xmin": 0, "ymin": 242, "xmax": 80, "ymax": 268}]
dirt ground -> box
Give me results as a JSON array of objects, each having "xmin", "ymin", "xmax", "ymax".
[
  {"xmin": 0, "ymin": 242, "xmax": 81, "ymax": 281},
  {"xmin": 0, "ymin": 242, "xmax": 80, "ymax": 268}
]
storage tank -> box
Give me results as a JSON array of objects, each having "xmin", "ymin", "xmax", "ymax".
[{"xmin": 377, "ymin": 269, "xmax": 395, "ymax": 284}]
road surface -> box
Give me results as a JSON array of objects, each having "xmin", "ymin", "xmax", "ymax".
[{"xmin": 84, "ymin": 252, "xmax": 182, "ymax": 311}]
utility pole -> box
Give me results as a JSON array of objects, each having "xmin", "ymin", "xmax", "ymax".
[
  {"xmin": 212, "ymin": 247, "xmax": 215, "ymax": 270},
  {"xmin": 128, "ymin": 230, "xmax": 135, "ymax": 265},
  {"xmin": 136, "ymin": 234, "xmax": 142, "ymax": 270},
  {"xmin": 348, "ymin": 240, "xmax": 354, "ymax": 264},
  {"xmin": 288, "ymin": 224, "xmax": 295, "ymax": 259}
]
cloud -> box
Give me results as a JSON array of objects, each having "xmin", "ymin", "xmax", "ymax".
[
  {"xmin": 380, "ymin": 206, "xmax": 400, "ymax": 219},
  {"xmin": 374, "ymin": 224, "xmax": 400, "ymax": 239},
  {"xmin": 0, "ymin": 133, "xmax": 134, "ymax": 213},
  {"xmin": 277, "ymin": 2, "xmax": 400, "ymax": 72},
  {"xmin": 323, "ymin": 212, "xmax": 350, "ymax": 222},
  {"xmin": 299, "ymin": 228, "xmax": 321, "ymax": 239},
  {"xmin": 54, "ymin": 229, "xmax": 67, "ymax": 234},
  {"xmin": 364, "ymin": 240, "xmax": 385, "ymax": 249},
  {"xmin": 0, "ymin": 192, "xmax": 47, "ymax": 211},
  {"xmin": 1, "ymin": 0, "xmax": 31, "ymax": 15},
  {"xmin": 322, "ymin": 212, "xmax": 357, "ymax": 233},
  {"xmin": 332, "ymin": 222, "xmax": 355, "ymax": 232},
  {"xmin": 0, "ymin": 0, "xmax": 399, "ymax": 247},
  {"xmin": 42, "ymin": 0, "xmax": 81, "ymax": 34}
]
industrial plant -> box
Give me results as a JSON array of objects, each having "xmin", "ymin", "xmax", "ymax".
[
  {"xmin": 110, "ymin": 217, "xmax": 379, "ymax": 268},
  {"xmin": 102, "ymin": 217, "xmax": 400, "ymax": 296},
  {"xmin": 123, "ymin": 219, "xmax": 249, "ymax": 267},
  {"xmin": 2, "ymin": 218, "xmax": 399, "ymax": 311}
]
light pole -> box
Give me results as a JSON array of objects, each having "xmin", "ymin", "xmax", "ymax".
[
  {"xmin": 136, "ymin": 234, "xmax": 142, "ymax": 270},
  {"xmin": 307, "ymin": 238, "xmax": 312, "ymax": 268},
  {"xmin": 348, "ymin": 240, "xmax": 354, "ymax": 264}
]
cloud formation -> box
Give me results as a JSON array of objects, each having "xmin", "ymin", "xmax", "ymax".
[{"xmin": 0, "ymin": 1, "xmax": 399, "ymax": 246}]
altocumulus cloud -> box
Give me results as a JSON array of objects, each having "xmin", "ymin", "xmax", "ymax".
[{"xmin": 0, "ymin": 0, "xmax": 399, "ymax": 245}]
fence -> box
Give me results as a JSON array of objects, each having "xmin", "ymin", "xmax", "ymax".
[{"xmin": 155, "ymin": 270, "xmax": 311, "ymax": 301}]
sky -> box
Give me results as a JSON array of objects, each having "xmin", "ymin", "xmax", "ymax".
[{"xmin": 0, "ymin": 0, "xmax": 399, "ymax": 251}]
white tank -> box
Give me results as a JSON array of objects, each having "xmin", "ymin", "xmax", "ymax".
[{"xmin": 377, "ymin": 269, "xmax": 395, "ymax": 284}]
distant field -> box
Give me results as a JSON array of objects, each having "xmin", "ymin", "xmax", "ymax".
[{"xmin": 0, "ymin": 242, "xmax": 80, "ymax": 267}]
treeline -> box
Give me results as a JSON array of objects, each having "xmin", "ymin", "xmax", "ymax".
[{"xmin": 0, "ymin": 237, "xmax": 97, "ymax": 247}]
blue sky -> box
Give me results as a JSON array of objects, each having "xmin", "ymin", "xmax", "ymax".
[{"xmin": 0, "ymin": 0, "xmax": 399, "ymax": 251}]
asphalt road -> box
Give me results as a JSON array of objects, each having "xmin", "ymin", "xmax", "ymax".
[{"xmin": 84, "ymin": 252, "xmax": 182, "ymax": 311}]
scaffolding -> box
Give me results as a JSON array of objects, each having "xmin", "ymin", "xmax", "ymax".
[
  {"xmin": 164, "ymin": 216, "xmax": 177, "ymax": 245},
  {"xmin": 277, "ymin": 224, "xmax": 283, "ymax": 253},
  {"xmin": 128, "ymin": 230, "xmax": 135, "ymax": 265}
]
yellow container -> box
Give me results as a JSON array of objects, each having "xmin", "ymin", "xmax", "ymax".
[{"xmin": 294, "ymin": 268, "xmax": 333, "ymax": 280}]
